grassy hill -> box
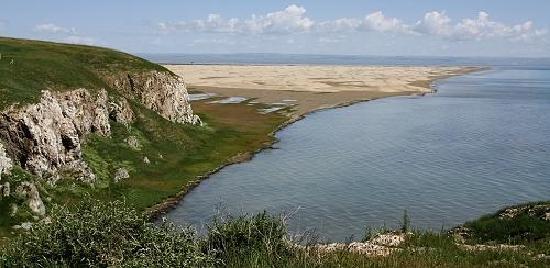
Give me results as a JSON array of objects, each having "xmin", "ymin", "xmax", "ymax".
[
  {"xmin": 0, "ymin": 37, "xmax": 166, "ymax": 109},
  {"xmin": 0, "ymin": 38, "xmax": 288, "ymax": 236}
]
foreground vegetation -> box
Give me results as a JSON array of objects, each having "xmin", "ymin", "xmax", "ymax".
[{"xmin": 2, "ymin": 199, "xmax": 549, "ymax": 267}]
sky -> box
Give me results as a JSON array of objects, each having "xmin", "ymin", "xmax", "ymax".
[{"xmin": 2, "ymin": 0, "xmax": 550, "ymax": 57}]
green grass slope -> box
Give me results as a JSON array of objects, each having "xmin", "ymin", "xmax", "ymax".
[{"xmin": 0, "ymin": 37, "xmax": 166, "ymax": 109}]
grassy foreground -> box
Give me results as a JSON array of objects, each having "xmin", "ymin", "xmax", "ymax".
[{"xmin": 2, "ymin": 198, "xmax": 549, "ymax": 267}]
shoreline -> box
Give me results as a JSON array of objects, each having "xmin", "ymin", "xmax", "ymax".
[{"xmin": 146, "ymin": 66, "xmax": 486, "ymax": 219}]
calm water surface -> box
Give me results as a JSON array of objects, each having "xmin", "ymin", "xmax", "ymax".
[{"xmin": 165, "ymin": 66, "xmax": 550, "ymax": 241}]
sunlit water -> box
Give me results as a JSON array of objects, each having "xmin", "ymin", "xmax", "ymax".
[{"xmin": 164, "ymin": 65, "xmax": 550, "ymax": 242}]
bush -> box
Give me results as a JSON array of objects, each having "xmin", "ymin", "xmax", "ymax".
[
  {"xmin": 0, "ymin": 198, "xmax": 218, "ymax": 267},
  {"xmin": 205, "ymin": 211, "xmax": 292, "ymax": 266},
  {"xmin": 464, "ymin": 202, "xmax": 550, "ymax": 244}
]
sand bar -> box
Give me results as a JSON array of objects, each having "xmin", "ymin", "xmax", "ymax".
[{"xmin": 165, "ymin": 65, "xmax": 480, "ymax": 117}]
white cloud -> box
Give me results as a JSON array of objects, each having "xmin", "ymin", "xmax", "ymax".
[
  {"xmin": 34, "ymin": 23, "xmax": 76, "ymax": 34},
  {"xmin": 61, "ymin": 35, "xmax": 95, "ymax": 45},
  {"xmin": 414, "ymin": 11, "xmax": 545, "ymax": 41},
  {"xmin": 414, "ymin": 11, "xmax": 453, "ymax": 37},
  {"xmin": 360, "ymin": 11, "xmax": 410, "ymax": 33},
  {"xmin": 159, "ymin": 4, "xmax": 313, "ymax": 34},
  {"xmin": 315, "ymin": 18, "xmax": 360, "ymax": 33},
  {"xmin": 32, "ymin": 23, "xmax": 95, "ymax": 45},
  {"xmin": 157, "ymin": 5, "xmax": 546, "ymax": 42}
]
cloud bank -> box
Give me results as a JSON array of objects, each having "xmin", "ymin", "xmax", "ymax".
[
  {"xmin": 33, "ymin": 23, "xmax": 95, "ymax": 45},
  {"xmin": 34, "ymin": 23, "xmax": 76, "ymax": 34},
  {"xmin": 157, "ymin": 5, "xmax": 546, "ymax": 42}
]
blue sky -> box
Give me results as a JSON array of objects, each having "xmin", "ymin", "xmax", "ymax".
[{"xmin": 2, "ymin": 0, "xmax": 549, "ymax": 57}]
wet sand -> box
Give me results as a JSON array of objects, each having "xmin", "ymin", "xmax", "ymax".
[{"xmin": 165, "ymin": 65, "xmax": 481, "ymax": 117}]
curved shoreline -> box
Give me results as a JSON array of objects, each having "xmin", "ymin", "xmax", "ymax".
[{"xmin": 145, "ymin": 66, "xmax": 486, "ymax": 219}]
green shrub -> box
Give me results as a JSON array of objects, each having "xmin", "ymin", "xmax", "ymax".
[
  {"xmin": 464, "ymin": 202, "xmax": 550, "ymax": 244},
  {"xmin": 0, "ymin": 198, "xmax": 217, "ymax": 267},
  {"xmin": 205, "ymin": 212, "xmax": 292, "ymax": 266}
]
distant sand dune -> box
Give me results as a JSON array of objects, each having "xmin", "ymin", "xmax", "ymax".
[{"xmin": 165, "ymin": 64, "xmax": 479, "ymax": 117}]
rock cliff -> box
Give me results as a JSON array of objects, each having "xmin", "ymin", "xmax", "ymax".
[
  {"xmin": 0, "ymin": 89, "xmax": 109, "ymax": 182},
  {"xmin": 109, "ymin": 71, "xmax": 201, "ymax": 125},
  {"xmin": 0, "ymin": 71, "xmax": 200, "ymax": 183}
]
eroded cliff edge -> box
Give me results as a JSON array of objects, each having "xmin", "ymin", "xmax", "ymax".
[{"xmin": 0, "ymin": 70, "xmax": 201, "ymax": 224}]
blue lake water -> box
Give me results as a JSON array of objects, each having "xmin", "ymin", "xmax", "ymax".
[{"xmin": 161, "ymin": 59, "xmax": 550, "ymax": 242}]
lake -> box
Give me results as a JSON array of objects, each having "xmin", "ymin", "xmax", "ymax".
[{"xmin": 162, "ymin": 61, "xmax": 550, "ymax": 242}]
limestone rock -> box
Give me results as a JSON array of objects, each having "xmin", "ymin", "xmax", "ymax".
[
  {"xmin": 370, "ymin": 232, "xmax": 406, "ymax": 247},
  {"xmin": 0, "ymin": 89, "xmax": 110, "ymax": 182},
  {"xmin": 313, "ymin": 242, "xmax": 399, "ymax": 257},
  {"xmin": 0, "ymin": 142, "xmax": 12, "ymax": 180},
  {"xmin": 13, "ymin": 222, "xmax": 33, "ymax": 231},
  {"xmin": 108, "ymin": 98, "xmax": 134, "ymax": 126},
  {"xmin": 10, "ymin": 203, "xmax": 18, "ymax": 216},
  {"xmin": 15, "ymin": 181, "xmax": 46, "ymax": 216},
  {"xmin": 109, "ymin": 71, "xmax": 201, "ymax": 125},
  {"xmin": 1, "ymin": 182, "xmax": 9, "ymax": 197},
  {"xmin": 114, "ymin": 167, "xmax": 130, "ymax": 183},
  {"xmin": 125, "ymin": 136, "xmax": 141, "ymax": 150}
]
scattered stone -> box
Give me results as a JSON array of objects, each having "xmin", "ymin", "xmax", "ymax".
[
  {"xmin": 15, "ymin": 181, "xmax": 46, "ymax": 216},
  {"xmin": 10, "ymin": 203, "xmax": 18, "ymax": 216},
  {"xmin": 42, "ymin": 216, "xmax": 52, "ymax": 224},
  {"xmin": 309, "ymin": 231, "xmax": 406, "ymax": 257},
  {"xmin": 370, "ymin": 232, "xmax": 407, "ymax": 247},
  {"xmin": 458, "ymin": 243, "xmax": 525, "ymax": 252},
  {"xmin": 312, "ymin": 242, "xmax": 400, "ymax": 257},
  {"xmin": 143, "ymin": 156, "xmax": 151, "ymax": 165},
  {"xmin": 498, "ymin": 204, "xmax": 550, "ymax": 221},
  {"xmin": 13, "ymin": 222, "xmax": 32, "ymax": 231},
  {"xmin": 0, "ymin": 142, "xmax": 13, "ymax": 181},
  {"xmin": 450, "ymin": 226, "xmax": 471, "ymax": 243},
  {"xmin": 114, "ymin": 168, "xmax": 130, "ymax": 183},
  {"xmin": 1, "ymin": 182, "xmax": 9, "ymax": 197},
  {"xmin": 125, "ymin": 136, "xmax": 141, "ymax": 150},
  {"xmin": 534, "ymin": 254, "xmax": 550, "ymax": 260}
]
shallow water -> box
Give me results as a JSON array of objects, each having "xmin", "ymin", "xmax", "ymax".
[{"xmin": 166, "ymin": 66, "xmax": 550, "ymax": 242}]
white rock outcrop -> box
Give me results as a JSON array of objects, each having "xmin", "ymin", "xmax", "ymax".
[
  {"xmin": 125, "ymin": 136, "xmax": 141, "ymax": 150},
  {"xmin": 108, "ymin": 98, "xmax": 134, "ymax": 126},
  {"xmin": 113, "ymin": 167, "xmax": 130, "ymax": 183},
  {"xmin": 15, "ymin": 181, "xmax": 46, "ymax": 216},
  {"xmin": 0, "ymin": 89, "xmax": 110, "ymax": 182},
  {"xmin": 0, "ymin": 142, "xmax": 12, "ymax": 181},
  {"xmin": 110, "ymin": 71, "xmax": 201, "ymax": 125}
]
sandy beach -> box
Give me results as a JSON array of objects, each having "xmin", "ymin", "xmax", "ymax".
[{"xmin": 165, "ymin": 65, "xmax": 480, "ymax": 116}]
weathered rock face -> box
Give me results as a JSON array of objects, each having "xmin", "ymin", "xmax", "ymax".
[
  {"xmin": 108, "ymin": 98, "xmax": 134, "ymax": 126},
  {"xmin": 0, "ymin": 89, "xmax": 110, "ymax": 182},
  {"xmin": 110, "ymin": 71, "xmax": 201, "ymax": 125},
  {"xmin": 0, "ymin": 72, "xmax": 201, "ymax": 184},
  {"xmin": 0, "ymin": 142, "xmax": 12, "ymax": 181}
]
